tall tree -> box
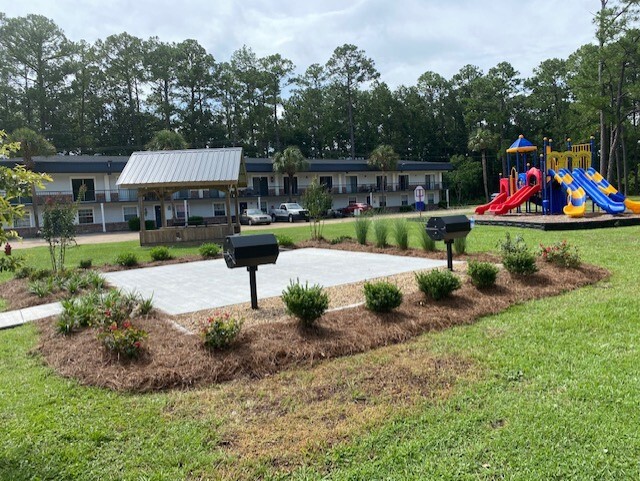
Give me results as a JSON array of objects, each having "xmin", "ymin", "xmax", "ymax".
[
  {"xmin": 273, "ymin": 146, "xmax": 309, "ymax": 201},
  {"xmin": 367, "ymin": 144, "xmax": 399, "ymax": 201},
  {"xmin": 10, "ymin": 127, "xmax": 56, "ymax": 231},
  {"xmin": 326, "ymin": 44, "xmax": 379, "ymax": 159},
  {"xmin": 145, "ymin": 38, "xmax": 179, "ymax": 130},
  {"xmin": 146, "ymin": 130, "xmax": 188, "ymax": 150},
  {"xmin": 468, "ymin": 128, "xmax": 498, "ymax": 202},
  {"xmin": 261, "ymin": 53, "xmax": 295, "ymax": 152}
]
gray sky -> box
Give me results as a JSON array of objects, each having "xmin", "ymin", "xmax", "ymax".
[{"xmin": 3, "ymin": 0, "xmax": 597, "ymax": 87}]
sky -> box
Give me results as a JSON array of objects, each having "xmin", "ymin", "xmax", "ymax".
[{"xmin": 3, "ymin": 0, "xmax": 598, "ymax": 88}]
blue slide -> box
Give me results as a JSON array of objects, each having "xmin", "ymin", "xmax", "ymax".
[{"xmin": 568, "ymin": 168, "xmax": 626, "ymax": 215}]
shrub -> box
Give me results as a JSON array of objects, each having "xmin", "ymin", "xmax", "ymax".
[
  {"xmin": 150, "ymin": 246, "xmax": 173, "ymax": 261},
  {"xmin": 188, "ymin": 216, "xmax": 204, "ymax": 226},
  {"xmin": 503, "ymin": 251, "xmax": 538, "ymax": 275},
  {"xmin": 418, "ymin": 226, "xmax": 437, "ymax": 252},
  {"xmin": 79, "ymin": 259, "xmax": 92, "ymax": 269},
  {"xmin": 467, "ymin": 260, "xmax": 499, "ymax": 289},
  {"xmin": 537, "ymin": 240, "xmax": 581, "ymax": 268},
  {"xmin": 416, "ymin": 269, "xmax": 461, "ymax": 300},
  {"xmin": 14, "ymin": 265, "xmax": 33, "ymax": 279},
  {"xmin": 97, "ymin": 320, "xmax": 147, "ymax": 359},
  {"xmin": 330, "ymin": 235, "xmax": 352, "ymax": 245},
  {"xmin": 56, "ymin": 292, "xmax": 100, "ymax": 334},
  {"xmin": 128, "ymin": 216, "xmax": 141, "ymax": 231},
  {"xmin": 84, "ymin": 271, "xmax": 106, "ymax": 290},
  {"xmin": 392, "ymin": 219, "xmax": 409, "ymax": 250},
  {"xmin": 114, "ymin": 252, "xmax": 138, "ymax": 267},
  {"xmin": 144, "ymin": 220, "xmax": 156, "ymax": 230},
  {"xmin": 28, "ymin": 278, "xmax": 55, "ymax": 298},
  {"xmin": 454, "ymin": 237, "xmax": 467, "ymax": 255},
  {"xmin": 497, "ymin": 232, "xmax": 528, "ymax": 256},
  {"xmin": 373, "ymin": 220, "xmax": 390, "ymax": 248},
  {"xmin": 29, "ymin": 268, "xmax": 52, "ymax": 281},
  {"xmin": 354, "ymin": 217, "xmax": 371, "ymax": 245},
  {"xmin": 363, "ymin": 281, "xmax": 403, "ymax": 312},
  {"xmin": 275, "ymin": 234, "xmax": 294, "ymax": 247},
  {"xmin": 282, "ymin": 279, "xmax": 329, "ymax": 326},
  {"xmin": 199, "ymin": 243, "xmax": 221, "ymax": 258},
  {"xmin": 398, "ymin": 205, "xmax": 414, "ymax": 213},
  {"xmin": 201, "ymin": 312, "xmax": 243, "ymax": 350}
]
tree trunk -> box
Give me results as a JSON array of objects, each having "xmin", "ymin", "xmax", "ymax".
[
  {"xmin": 31, "ymin": 183, "xmax": 40, "ymax": 231},
  {"xmin": 598, "ymin": 0, "xmax": 608, "ymax": 175},
  {"xmin": 621, "ymin": 126, "xmax": 628, "ymax": 195},
  {"xmin": 481, "ymin": 151, "xmax": 489, "ymax": 202},
  {"xmin": 347, "ymin": 85, "xmax": 355, "ymax": 159}
]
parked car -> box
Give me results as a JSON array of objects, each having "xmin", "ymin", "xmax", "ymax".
[
  {"xmin": 240, "ymin": 208, "xmax": 271, "ymax": 225},
  {"xmin": 270, "ymin": 203, "xmax": 310, "ymax": 222},
  {"xmin": 339, "ymin": 202, "xmax": 373, "ymax": 216}
]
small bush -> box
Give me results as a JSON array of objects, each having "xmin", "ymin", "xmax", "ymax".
[
  {"xmin": 354, "ymin": 217, "xmax": 371, "ymax": 245},
  {"xmin": 392, "ymin": 219, "xmax": 409, "ymax": 250},
  {"xmin": 56, "ymin": 292, "xmax": 100, "ymax": 334},
  {"xmin": 373, "ymin": 220, "xmax": 390, "ymax": 248},
  {"xmin": 114, "ymin": 252, "xmax": 138, "ymax": 267},
  {"xmin": 150, "ymin": 246, "xmax": 173, "ymax": 261},
  {"xmin": 538, "ymin": 240, "xmax": 581, "ymax": 268},
  {"xmin": 98, "ymin": 320, "xmax": 147, "ymax": 359},
  {"xmin": 467, "ymin": 260, "xmax": 499, "ymax": 289},
  {"xmin": 398, "ymin": 205, "xmax": 414, "ymax": 213},
  {"xmin": 418, "ymin": 226, "xmax": 437, "ymax": 252},
  {"xmin": 199, "ymin": 243, "xmax": 221, "ymax": 258},
  {"xmin": 201, "ymin": 312, "xmax": 243, "ymax": 350},
  {"xmin": 330, "ymin": 235, "xmax": 352, "ymax": 245},
  {"xmin": 188, "ymin": 216, "xmax": 204, "ymax": 226},
  {"xmin": 29, "ymin": 268, "xmax": 53, "ymax": 281},
  {"xmin": 144, "ymin": 220, "xmax": 156, "ymax": 230},
  {"xmin": 14, "ymin": 265, "xmax": 33, "ymax": 279},
  {"xmin": 28, "ymin": 278, "xmax": 55, "ymax": 298},
  {"xmin": 497, "ymin": 232, "xmax": 528, "ymax": 256},
  {"xmin": 454, "ymin": 237, "xmax": 467, "ymax": 255},
  {"xmin": 503, "ymin": 251, "xmax": 538, "ymax": 275},
  {"xmin": 363, "ymin": 281, "xmax": 403, "ymax": 312},
  {"xmin": 282, "ymin": 279, "xmax": 329, "ymax": 326},
  {"xmin": 128, "ymin": 216, "xmax": 141, "ymax": 231},
  {"xmin": 84, "ymin": 271, "xmax": 106, "ymax": 290},
  {"xmin": 416, "ymin": 269, "xmax": 461, "ymax": 300},
  {"xmin": 275, "ymin": 234, "xmax": 294, "ymax": 247},
  {"xmin": 79, "ymin": 259, "xmax": 92, "ymax": 269}
]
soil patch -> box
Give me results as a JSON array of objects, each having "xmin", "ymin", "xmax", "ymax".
[{"xmin": 35, "ymin": 255, "xmax": 608, "ymax": 392}]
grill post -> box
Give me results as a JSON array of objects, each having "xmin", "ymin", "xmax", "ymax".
[
  {"xmin": 248, "ymin": 266, "xmax": 258, "ymax": 309},
  {"xmin": 445, "ymin": 240, "xmax": 454, "ymax": 271}
]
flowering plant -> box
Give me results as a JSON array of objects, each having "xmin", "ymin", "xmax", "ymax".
[
  {"xmin": 537, "ymin": 240, "xmax": 581, "ymax": 268},
  {"xmin": 201, "ymin": 312, "xmax": 243, "ymax": 350},
  {"xmin": 98, "ymin": 319, "xmax": 147, "ymax": 358}
]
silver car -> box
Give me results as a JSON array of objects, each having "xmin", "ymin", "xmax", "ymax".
[{"xmin": 240, "ymin": 209, "xmax": 272, "ymax": 226}]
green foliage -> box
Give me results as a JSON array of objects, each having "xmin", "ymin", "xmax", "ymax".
[
  {"xmin": 13, "ymin": 265, "xmax": 33, "ymax": 279},
  {"xmin": 444, "ymin": 154, "xmax": 483, "ymax": 205},
  {"xmin": 199, "ymin": 243, "xmax": 221, "ymax": 258},
  {"xmin": 373, "ymin": 220, "xmax": 389, "ymax": 248},
  {"xmin": 97, "ymin": 320, "xmax": 147, "ymax": 359},
  {"xmin": 330, "ymin": 235, "xmax": 352, "ymax": 245},
  {"xmin": 200, "ymin": 312, "xmax": 243, "ymax": 350},
  {"xmin": 367, "ymin": 144, "xmax": 399, "ymax": 177},
  {"xmin": 281, "ymin": 279, "xmax": 329, "ymax": 326},
  {"xmin": 41, "ymin": 195, "xmax": 78, "ymax": 273},
  {"xmin": 453, "ymin": 236, "xmax": 467, "ymax": 255},
  {"xmin": 273, "ymin": 146, "xmax": 309, "ymax": 201},
  {"xmin": 275, "ymin": 234, "xmax": 294, "ymax": 247},
  {"xmin": 79, "ymin": 259, "xmax": 92, "ymax": 269},
  {"xmin": 57, "ymin": 291, "xmax": 101, "ymax": 334},
  {"xmin": 363, "ymin": 281, "xmax": 403, "ymax": 313},
  {"xmin": 354, "ymin": 217, "xmax": 371, "ymax": 245},
  {"xmin": 418, "ymin": 225, "xmax": 437, "ymax": 252},
  {"xmin": 416, "ymin": 269, "xmax": 462, "ymax": 300},
  {"xmin": 467, "ymin": 260, "xmax": 499, "ymax": 289},
  {"xmin": 392, "ymin": 218, "xmax": 409, "ymax": 250},
  {"xmin": 538, "ymin": 240, "xmax": 581, "ymax": 268},
  {"xmin": 302, "ymin": 179, "xmax": 333, "ymax": 240},
  {"xmin": 150, "ymin": 246, "xmax": 173, "ymax": 261},
  {"xmin": 114, "ymin": 252, "xmax": 138, "ymax": 267},
  {"xmin": 187, "ymin": 216, "xmax": 204, "ymax": 226},
  {"xmin": 145, "ymin": 129, "xmax": 188, "ymax": 150},
  {"xmin": 0, "ymin": 252, "xmax": 24, "ymax": 273},
  {"xmin": 497, "ymin": 232, "xmax": 529, "ymax": 256},
  {"xmin": 498, "ymin": 233, "xmax": 538, "ymax": 275},
  {"xmin": 28, "ymin": 278, "xmax": 55, "ymax": 298},
  {"xmin": 128, "ymin": 217, "xmax": 156, "ymax": 231}
]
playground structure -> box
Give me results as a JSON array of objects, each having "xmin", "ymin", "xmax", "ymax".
[{"xmin": 475, "ymin": 135, "xmax": 640, "ymax": 218}]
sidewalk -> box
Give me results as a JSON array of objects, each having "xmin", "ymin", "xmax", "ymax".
[{"xmin": 0, "ymin": 302, "xmax": 63, "ymax": 330}]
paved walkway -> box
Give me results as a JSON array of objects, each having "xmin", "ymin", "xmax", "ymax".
[{"xmin": 0, "ymin": 248, "xmax": 450, "ymax": 327}]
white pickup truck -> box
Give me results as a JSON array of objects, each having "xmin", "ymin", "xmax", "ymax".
[{"xmin": 270, "ymin": 202, "xmax": 310, "ymax": 223}]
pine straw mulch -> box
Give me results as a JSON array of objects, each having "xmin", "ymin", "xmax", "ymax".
[{"xmin": 35, "ymin": 258, "xmax": 609, "ymax": 393}]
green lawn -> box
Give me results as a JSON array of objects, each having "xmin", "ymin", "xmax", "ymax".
[{"xmin": 2, "ymin": 219, "xmax": 640, "ymax": 479}]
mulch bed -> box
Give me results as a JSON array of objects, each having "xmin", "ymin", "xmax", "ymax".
[{"xmin": 35, "ymin": 258, "xmax": 609, "ymax": 393}]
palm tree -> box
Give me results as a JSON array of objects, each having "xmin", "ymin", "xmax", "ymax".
[
  {"xmin": 145, "ymin": 130, "xmax": 188, "ymax": 150},
  {"xmin": 367, "ymin": 144, "xmax": 399, "ymax": 204},
  {"xmin": 273, "ymin": 146, "xmax": 309, "ymax": 201},
  {"xmin": 468, "ymin": 128, "xmax": 497, "ymax": 202},
  {"xmin": 10, "ymin": 128, "xmax": 56, "ymax": 231}
]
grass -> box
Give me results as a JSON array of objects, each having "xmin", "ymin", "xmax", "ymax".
[{"xmin": 2, "ymin": 219, "xmax": 640, "ymax": 478}]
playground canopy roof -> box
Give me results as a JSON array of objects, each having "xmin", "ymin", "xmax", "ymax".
[{"xmin": 506, "ymin": 135, "xmax": 537, "ymax": 153}]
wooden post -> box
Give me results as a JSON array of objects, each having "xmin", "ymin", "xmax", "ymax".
[
  {"xmin": 159, "ymin": 189, "xmax": 166, "ymax": 228},
  {"xmin": 225, "ymin": 186, "xmax": 232, "ymax": 229},
  {"xmin": 138, "ymin": 188, "xmax": 146, "ymax": 233},
  {"xmin": 233, "ymin": 184, "xmax": 241, "ymax": 231}
]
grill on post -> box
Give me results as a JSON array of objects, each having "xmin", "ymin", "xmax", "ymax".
[
  {"xmin": 224, "ymin": 234, "xmax": 279, "ymax": 309},
  {"xmin": 425, "ymin": 215, "xmax": 471, "ymax": 271}
]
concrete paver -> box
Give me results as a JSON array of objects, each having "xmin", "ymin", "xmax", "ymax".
[
  {"xmin": 104, "ymin": 247, "xmax": 450, "ymax": 315},
  {"xmin": 0, "ymin": 302, "xmax": 62, "ymax": 330}
]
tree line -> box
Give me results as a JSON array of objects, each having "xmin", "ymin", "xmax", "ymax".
[{"xmin": 1, "ymin": 1, "xmax": 640, "ymax": 201}]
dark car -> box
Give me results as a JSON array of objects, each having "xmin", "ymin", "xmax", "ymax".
[
  {"xmin": 339, "ymin": 202, "xmax": 373, "ymax": 216},
  {"xmin": 240, "ymin": 209, "xmax": 272, "ymax": 226}
]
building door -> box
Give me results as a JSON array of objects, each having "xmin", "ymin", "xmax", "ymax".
[{"xmin": 154, "ymin": 205, "xmax": 162, "ymax": 228}]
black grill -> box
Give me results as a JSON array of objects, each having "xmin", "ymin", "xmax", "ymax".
[
  {"xmin": 426, "ymin": 215, "xmax": 471, "ymax": 242},
  {"xmin": 224, "ymin": 234, "xmax": 279, "ymax": 268}
]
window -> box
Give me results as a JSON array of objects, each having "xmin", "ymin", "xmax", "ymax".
[
  {"xmin": 401, "ymin": 194, "xmax": 408, "ymax": 206},
  {"xmin": 399, "ymin": 175, "xmax": 409, "ymax": 191},
  {"xmin": 347, "ymin": 175, "xmax": 358, "ymax": 194},
  {"xmin": 425, "ymin": 174, "xmax": 435, "ymax": 190},
  {"xmin": 77, "ymin": 208, "xmax": 94, "ymax": 224},
  {"xmin": 71, "ymin": 178, "xmax": 95, "ymax": 202},
  {"xmin": 213, "ymin": 202, "xmax": 226, "ymax": 216},
  {"xmin": 376, "ymin": 175, "xmax": 387, "ymax": 191},
  {"xmin": 174, "ymin": 189, "xmax": 189, "ymax": 200},
  {"xmin": 123, "ymin": 206, "xmax": 138, "ymax": 221},
  {"xmin": 427, "ymin": 193, "xmax": 435, "ymax": 204},
  {"xmin": 175, "ymin": 204, "xmax": 189, "ymax": 220},
  {"xmin": 209, "ymin": 189, "xmax": 224, "ymax": 198},
  {"xmin": 252, "ymin": 177, "xmax": 269, "ymax": 196},
  {"xmin": 283, "ymin": 177, "xmax": 298, "ymax": 195},
  {"xmin": 319, "ymin": 176, "xmax": 333, "ymax": 190},
  {"xmin": 13, "ymin": 213, "xmax": 31, "ymax": 228},
  {"xmin": 379, "ymin": 195, "xmax": 387, "ymax": 207}
]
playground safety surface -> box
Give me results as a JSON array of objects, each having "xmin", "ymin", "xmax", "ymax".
[{"xmin": 474, "ymin": 212, "xmax": 640, "ymax": 231}]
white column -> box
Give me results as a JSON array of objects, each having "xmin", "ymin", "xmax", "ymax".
[
  {"xmin": 103, "ymin": 174, "xmax": 111, "ymax": 201},
  {"xmin": 100, "ymin": 203, "xmax": 106, "ymax": 232}
]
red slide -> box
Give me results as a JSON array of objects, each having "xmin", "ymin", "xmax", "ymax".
[
  {"xmin": 489, "ymin": 184, "xmax": 541, "ymax": 215},
  {"xmin": 475, "ymin": 192, "xmax": 508, "ymax": 215}
]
